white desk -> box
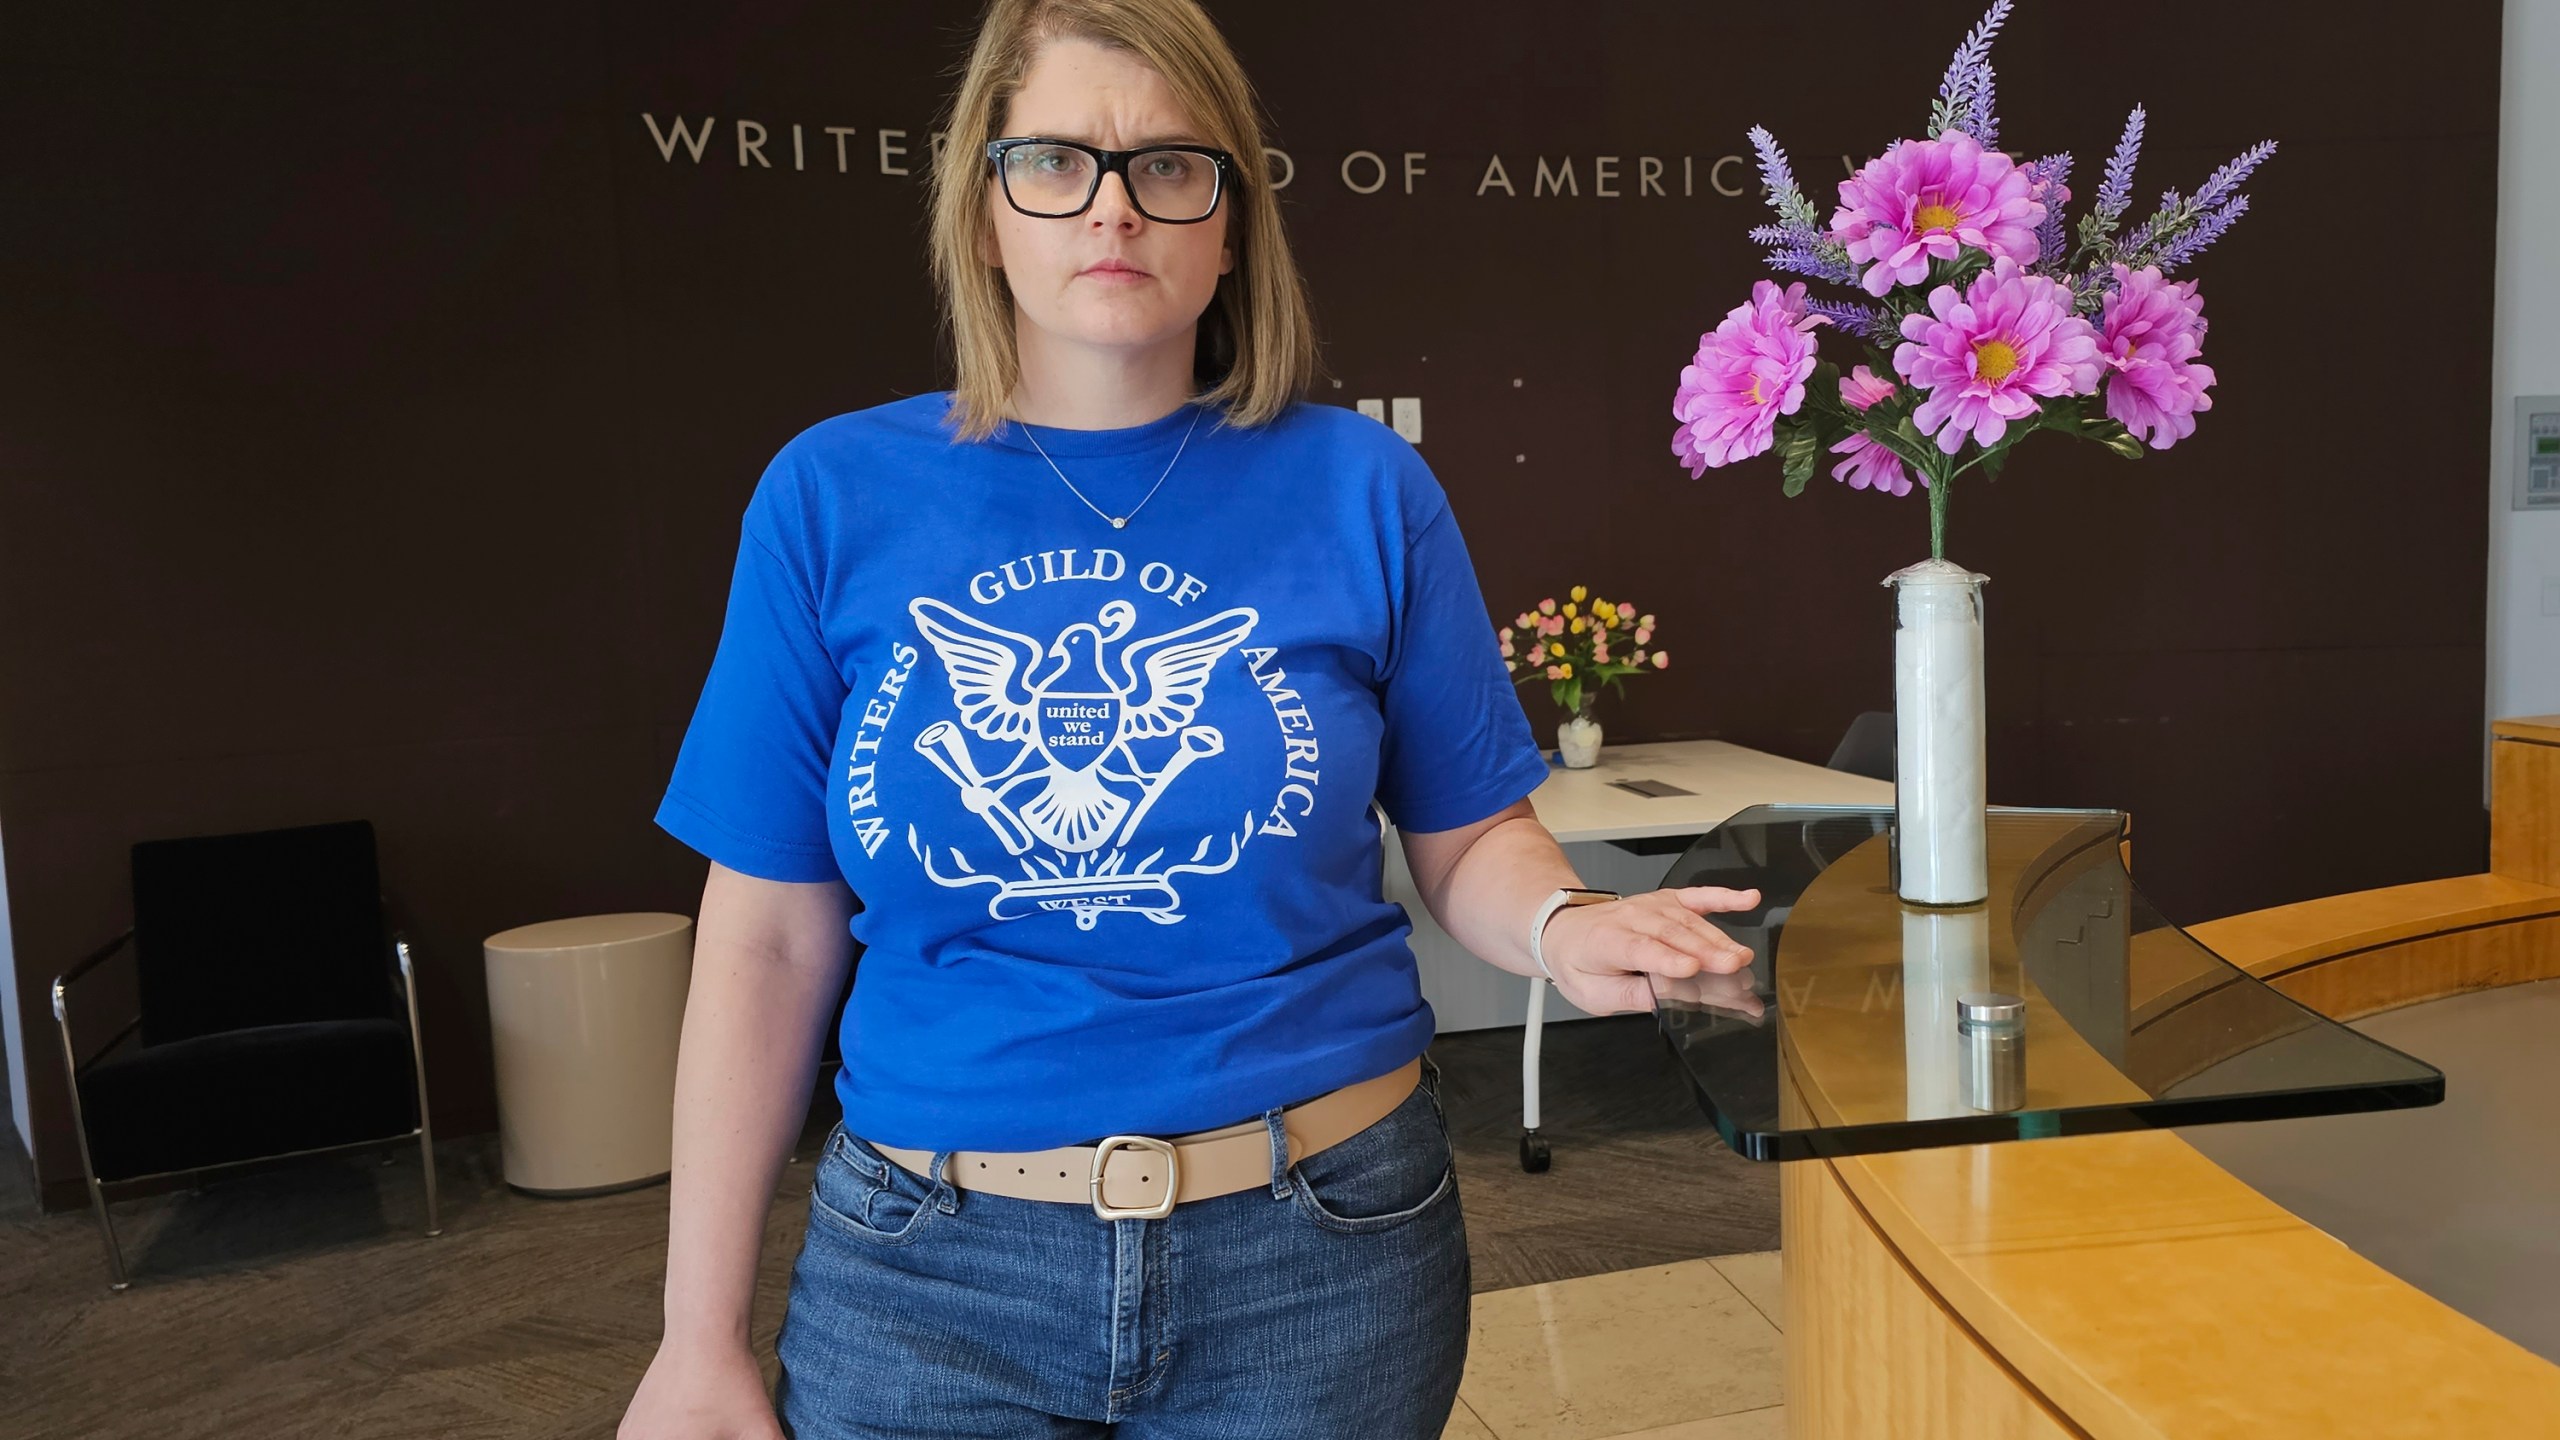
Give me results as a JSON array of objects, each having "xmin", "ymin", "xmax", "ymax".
[{"xmin": 1387, "ymin": 739, "xmax": 1895, "ymax": 1033}]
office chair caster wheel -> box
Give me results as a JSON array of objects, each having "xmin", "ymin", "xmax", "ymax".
[{"xmin": 1519, "ymin": 1130, "xmax": 1551, "ymax": 1173}]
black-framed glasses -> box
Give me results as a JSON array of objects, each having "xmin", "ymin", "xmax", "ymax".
[{"xmin": 985, "ymin": 137, "xmax": 1234, "ymax": 223}]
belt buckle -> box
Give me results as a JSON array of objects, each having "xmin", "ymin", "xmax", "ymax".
[{"xmin": 1089, "ymin": 1135, "xmax": 1179, "ymax": 1221}]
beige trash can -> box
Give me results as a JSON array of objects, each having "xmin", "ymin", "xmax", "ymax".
[{"xmin": 483, "ymin": 912, "xmax": 694, "ymax": 1196}]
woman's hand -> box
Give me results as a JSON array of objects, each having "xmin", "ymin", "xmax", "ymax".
[
  {"xmin": 1537, "ymin": 886, "xmax": 1762, "ymax": 1016},
  {"xmin": 619, "ymin": 1335, "xmax": 784, "ymax": 1440}
]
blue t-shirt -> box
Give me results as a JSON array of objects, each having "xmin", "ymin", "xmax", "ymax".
[{"xmin": 654, "ymin": 391, "xmax": 1550, "ymax": 1151}]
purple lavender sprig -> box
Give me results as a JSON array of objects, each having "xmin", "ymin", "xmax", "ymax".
[
  {"xmin": 1747, "ymin": 125, "xmax": 1825, "ymax": 240},
  {"xmin": 2078, "ymin": 104, "xmax": 2147, "ymax": 254},
  {"xmin": 2156, "ymin": 196, "xmax": 2251, "ymax": 270},
  {"xmin": 1805, "ymin": 299, "xmax": 1896, "ymax": 345},
  {"xmin": 1928, "ymin": 0, "xmax": 2014, "ymax": 142},
  {"xmin": 1765, "ymin": 245, "xmax": 1860, "ymax": 286},
  {"xmin": 1967, "ymin": 65, "xmax": 2001, "ymax": 150},
  {"xmin": 2188, "ymin": 140, "xmax": 2276, "ymax": 213},
  {"xmin": 2120, "ymin": 189, "xmax": 2179, "ymax": 256},
  {"xmin": 2116, "ymin": 140, "xmax": 2276, "ymax": 273},
  {"xmin": 2023, "ymin": 152, "xmax": 2073, "ymax": 273}
]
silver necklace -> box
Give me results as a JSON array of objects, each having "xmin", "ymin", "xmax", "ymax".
[{"xmin": 1018, "ymin": 405, "xmax": 1203, "ymax": 530}]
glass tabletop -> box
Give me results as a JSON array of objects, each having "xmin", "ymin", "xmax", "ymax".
[{"xmin": 1649, "ymin": 805, "xmax": 2446, "ymax": 1162}]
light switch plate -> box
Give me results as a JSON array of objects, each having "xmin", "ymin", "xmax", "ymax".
[
  {"xmin": 1355, "ymin": 397, "xmax": 1387, "ymax": 423},
  {"xmin": 1390, "ymin": 396, "xmax": 1423, "ymax": 444}
]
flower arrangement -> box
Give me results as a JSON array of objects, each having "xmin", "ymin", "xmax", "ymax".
[
  {"xmin": 1670, "ymin": 0, "xmax": 2274, "ymax": 560},
  {"xmin": 1497, "ymin": 585, "xmax": 1669, "ymax": 718}
]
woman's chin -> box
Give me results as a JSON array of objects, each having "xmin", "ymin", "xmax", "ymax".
[{"xmin": 1037, "ymin": 307, "xmax": 1193, "ymax": 353}]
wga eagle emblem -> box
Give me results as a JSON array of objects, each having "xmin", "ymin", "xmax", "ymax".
[{"xmin": 903, "ymin": 595, "xmax": 1260, "ymax": 928}]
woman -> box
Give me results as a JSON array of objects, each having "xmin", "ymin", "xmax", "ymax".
[{"xmin": 620, "ymin": 2, "xmax": 1758, "ymax": 1436}]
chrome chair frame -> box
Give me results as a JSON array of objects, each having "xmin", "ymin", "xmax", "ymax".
[{"xmin": 49, "ymin": 917, "xmax": 441, "ymax": 1291}]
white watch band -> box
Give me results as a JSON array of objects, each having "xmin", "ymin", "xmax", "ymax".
[{"xmin": 1528, "ymin": 887, "xmax": 1615, "ymax": 982}]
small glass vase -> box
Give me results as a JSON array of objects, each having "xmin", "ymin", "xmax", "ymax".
[
  {"xmin": 1885, "ymin": 558, "xmax": 1989, "ymax": 906},
  {"xmin": 1557, "ymin": 700, "xmax": 1604, "ymax": 769}
]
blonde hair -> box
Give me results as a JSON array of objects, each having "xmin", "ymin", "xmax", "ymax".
[{"xmin": 926, "ymin": 0, "xmax": 1320, "ymax": 443}]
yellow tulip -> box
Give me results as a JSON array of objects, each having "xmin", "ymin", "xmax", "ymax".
[
  {"xmin": 1570, "ymin": 585, "xmax": 1588, "ymax": 602},
  {"xmin": 1558, "ymin": 662, "xmax": 1574, "ymax": 678},
  {"xmin": 1562, "ymin": 602, "xmax": 1577, "ymax": 619}
]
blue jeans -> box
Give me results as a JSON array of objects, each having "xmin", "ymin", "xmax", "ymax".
[{"xmin": 773, "ymin": 1061, "xmax": 1469, "ymax": 1438}]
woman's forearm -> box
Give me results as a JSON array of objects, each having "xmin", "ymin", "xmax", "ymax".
[
  {"xmin": 1402, "ymin": 800, "xmax": 1755, "ymax": 1017},
  {"xmin": 1407, "ymin": 807, "xmax": 1585, "ymax": 980},
  {"xmin": 660, "ymin": 867, "xmax": 856, "ymax": 1351}
]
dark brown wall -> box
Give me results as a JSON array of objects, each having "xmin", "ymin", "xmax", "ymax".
[{"xmin": 1, "ymin": 1, "xmax": 2500, "ymax": 1201}]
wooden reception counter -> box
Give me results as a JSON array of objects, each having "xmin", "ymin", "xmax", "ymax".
[{"xmin": 1778, "ymin": 716, "xmax": 2560, "ymax": 1438}]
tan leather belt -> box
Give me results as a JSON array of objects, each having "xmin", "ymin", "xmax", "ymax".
[{"xmin": 873, "ymin": 1058, "xmax": 1421, "ymax": 1221}]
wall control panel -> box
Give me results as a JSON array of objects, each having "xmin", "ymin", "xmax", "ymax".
[{"xmin": 2521, "ymin": 396, "xmax": 2560, "ymax": 512}]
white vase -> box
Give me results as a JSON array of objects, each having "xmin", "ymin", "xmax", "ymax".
[
  {"xmin": 1886, "ymin": 558, "xmax": 1989, "ymax": 906},
  {"xmin": 1557, "ymin": 707, "xmax": 1604, "ymax": 769}
]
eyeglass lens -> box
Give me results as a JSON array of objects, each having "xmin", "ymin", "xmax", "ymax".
[{"xmin": 1002, "ymin": 145, "xmax": 1219, "ymax": 221}]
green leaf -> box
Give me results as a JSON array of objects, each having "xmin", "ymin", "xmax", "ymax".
[
  {"xmin": 1978, "ymin": 441, "xmax": 2010, "ymax": 482},
  {"xmin": 2035, "ymin": 402, "xmax": 2090, "ymax": 437},
  {"xmin": 1871, "ymin": 416, "xmax": 1939, "ymax": 476},
  {"xmin": 2038, "ymin": 402, "xmax": 2146, "ymax": 460},
  {"xmin": 2096, "ymin": 423, "xmax": 2146, "ymax": 460},
  {"xmin": 1778, "ymin": 419, "xmax": 1821, "ymax": 497}
]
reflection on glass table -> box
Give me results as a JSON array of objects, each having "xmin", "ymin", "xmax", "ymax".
[{"xmin": 1649, "ymin": 806, "xmax": 2446, "ymax": 1162}]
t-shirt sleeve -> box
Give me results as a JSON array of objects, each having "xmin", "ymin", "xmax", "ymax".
[
  {"xmin": 653, "ymin": 509, "xmax": 850, "ymax": 883},
  {"xmin": 1372, "ymin": 499, "xmax": 1554, "ymax": 832}
]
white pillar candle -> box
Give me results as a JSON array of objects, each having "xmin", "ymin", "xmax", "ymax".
[{"xmin": 1887, "ymin": 559, "xmax": 1989, "ymax": 905}]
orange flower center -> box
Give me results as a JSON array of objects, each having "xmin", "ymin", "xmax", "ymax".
[
  {"xmin": 1914, "ymin": 197, "xmax": 1963, "ymax": 233},
  {"xmin": 1973, "ymin": 338, "xmax": 2021, "ymax": 385}
]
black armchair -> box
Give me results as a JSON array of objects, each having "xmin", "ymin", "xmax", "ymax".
[
  {"xmin": 1826, "ymin": 709, "xmax": 1896, "ymax": 784},
  {"xmin": 50, "ymin": 818, "xmax": 440, "ymax": 1290}
]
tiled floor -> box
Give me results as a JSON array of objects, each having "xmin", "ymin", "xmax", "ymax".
[
  {"xmin": 3, "ymin": 1021, "xmax": 1787, "ymax": 1436},
  {"xmin": 1443, "ymin": 1252, "xmax": 1786, "ymax": 1440}
]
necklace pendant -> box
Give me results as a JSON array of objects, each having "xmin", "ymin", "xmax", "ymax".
[{"xmin": 1110, "ymin": 516, "xmax": 1127, "ymax": 529}]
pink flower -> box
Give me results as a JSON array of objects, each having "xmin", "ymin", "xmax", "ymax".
[
  {"xmin": 1831, "ymin": 435, "xmax": 1918, "ymax": 495},
  {"xmin": 1829, "ymin": 365, "xmax": 1919, "ymax": 497},
  {"xmin": 1514, "ymin": 611, "xmax": 1536, "ymax": 629},
  {"xmin": 1538, "ymin": 598, "xmax": 1557, "ymax": 616},
  {"xmin": 1840, "ymin": 364, "xmax": 1898, "ymax": 411},
  {"xmin": 1616, "ymin": 601, "xmax": 1636, "ymax": 621},
  {"xmin": 1671, "ymin": 280, "xmax": 1827, "ymax": 476},
  {"xmin": 1831, "ymin": 132, "xmax": 2046, "ymax": 297},
  {"xmin": 1540, "ymin": 615, "xmax": 1565, "ymax": 637},
  {"xmin": 1592, "ymin": 640, "xmax": 1610, "ymax": 663},
  {"xmin": 1498, "ymin": 630, "xmax": 1516, "ymax": 656},
  {"xmin": 1652, "ymin": 652, "xmax": 1670, "ymax": 670},
  {"xmin": 1634, "ymin": 627, "xmax": 1653, "ymax": 646},
  {"xmin": 2098, "ymin": 264, "xmax": 2216, "ymax": 450},
  {"xmin": 1545, "ymin": 664, "xmax": 1565, "ymax": 681},
  {"xmin": 1893, "ymin": 258, "xmax": 2102, "ymax": 455}
]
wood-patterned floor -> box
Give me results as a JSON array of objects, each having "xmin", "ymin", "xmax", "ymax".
[{"xmin": 0, "ymin": 1014, "xmax": 1774, "ymax": 1440}]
